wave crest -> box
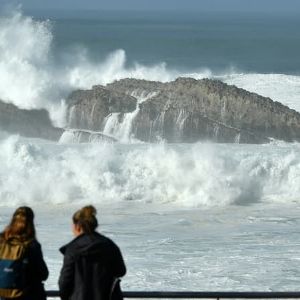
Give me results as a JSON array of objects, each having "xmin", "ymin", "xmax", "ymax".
[{"xmin": 1, "ymin": 136, "xmax": 300, "ymax": 207}]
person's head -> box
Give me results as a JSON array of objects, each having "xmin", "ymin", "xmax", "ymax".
[
  {"xmin": 72, "ymin": 205, "xmax": 98, "ymax": 236},
  {"xmin": 2, "ymin": 206, "xmax": 36, "ymax": 241}
]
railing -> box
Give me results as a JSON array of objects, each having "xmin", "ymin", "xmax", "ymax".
[{"xmin": 46, "ymin": 291, "xmax": 300, "ymax": 298}]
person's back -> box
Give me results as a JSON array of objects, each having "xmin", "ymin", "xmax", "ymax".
[
  {"xmin": 58, "ymin": 205, "xmax": 126, "ymax": 300},
  {"xmin": 0, "ymin": 206, "xmax": 49, "ymax": 300}
]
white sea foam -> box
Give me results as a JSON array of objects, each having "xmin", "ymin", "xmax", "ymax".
[
  {"xmin": 0, "ymin": 10, "xmax": 52, "ymax": 107},
  {"xmin": 222, "ymin": 73, "xmax": 300, "ymax": 112},
  {"xmin": 67, "ymin": 49, "xmax": 177, "ymax": 88},
  {"xmin": 0, "ymin": 9, "xmax": 68, "ymax": 126},
  {"xmin": 1, "ymin": 136, "xmax": 300, "ymax": 208}
]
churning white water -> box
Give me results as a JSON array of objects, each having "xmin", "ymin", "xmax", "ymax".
[{"xmin": 2, "ymin": 136, "xmax": 300, "ymax": 207}]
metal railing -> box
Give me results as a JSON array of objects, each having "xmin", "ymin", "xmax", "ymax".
[{"xmin": 45, "ymin": 291, "xmax": 300, "ymax": 299}]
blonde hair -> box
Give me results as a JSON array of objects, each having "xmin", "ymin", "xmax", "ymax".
[{"xmin": 72, "ymin": 205, "xmax": 98, "ymax": 234}]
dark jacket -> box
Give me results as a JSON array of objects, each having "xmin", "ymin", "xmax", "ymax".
[
  {"xmin": 0, "ymin": 237, "xmax": 49, "ymax": 300},
  {"xmin": 58, "ymin": 232, "xmax": 126, "ymax": 300},
  {"xmin": 23, "ymin": 239, "xmax": 49, "ymax": 300}
]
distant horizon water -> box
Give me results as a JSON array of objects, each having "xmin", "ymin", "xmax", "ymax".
[{"xmin": 31, "ymin": 9, "xmax": 300, "ymax": 75}]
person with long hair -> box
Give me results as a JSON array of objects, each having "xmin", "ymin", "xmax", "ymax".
[
  {"xmin": 58, "ymin": 205, "xmax": 126, "ymax": 300},
  {"xmin": 0, "ymin": 206, "xmax": 49, "ymax": 300}
]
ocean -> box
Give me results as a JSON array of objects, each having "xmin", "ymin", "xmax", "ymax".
[{"xmin": 1, "ymin": 7, "xmax": 300, "ymax": 292}]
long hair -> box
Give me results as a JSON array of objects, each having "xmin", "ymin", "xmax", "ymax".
[
  {"xmin": 2, "ymin": 206, "xmax": 36, "ymax": 241},
  {"xmin": 73, "ymin": 205, "xmax": 98, "ymax": 234}
]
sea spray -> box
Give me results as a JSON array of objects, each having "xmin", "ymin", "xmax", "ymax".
[
  {"xmin": 1, "ymin": 135, "xmax": 300, "ymax": 207},
  {"xmin": 0, "ymin": 10, "xmax": 52, "ymax": 107},
  {"xmin": 0, "ymin": 9, "xmax": 67, "ymax": 126},
  {"xmin": 222, "ymin": 73, "xmax": 300, "ymax": 112},
  {"xmin": 67, "ymin": 49, "xmax": 176, "ymax": 88},
  {"xmin": 0, "ymin": 9, "xmax": 175, "ymax": 126},
  {"xmin": 103, "ymin": 91, "xmax": 157, "ymax": 142}
]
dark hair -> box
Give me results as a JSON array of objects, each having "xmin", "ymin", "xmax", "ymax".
[
  {"xmin": 73, "ymin": 205, "xmax": 98, "ymax": 234},
  {"xmin": 2, "ymin": 206, "xmax": 36, "ymax": 241}
]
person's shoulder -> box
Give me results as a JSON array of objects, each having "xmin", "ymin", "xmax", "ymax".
[
  {"xmin": 28, "ymin": 238, "xmax": 40, "ymax": 245},
  {"xmin": 60, "ymin": 235, "xmax": 85, "ymax": 255},
  {"xmin": 94, "ymin": 232, "xmax": 120, "ymax": 250},
  {"xmin": 26, "ymin": 238, "xmax": 42, "ymax": 251},
  {"xmin": 93, "ymin": 231, "xmax": 111, "ymax": 242},
  {"xmin": 60, "ymin": 239, "xmax": 76, "ymax": 255}
]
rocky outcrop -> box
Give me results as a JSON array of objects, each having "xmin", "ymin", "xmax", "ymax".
[
  {"xmin": 67, "ymin": 85, "xmax": 137, "ymax": 131},
  {"xmin": 66, "ymin": 78, "xmax": 300, "ymax": 144},
  {"xmin": 0, "ymin": 100, "xmax": 64, "ymax": 140}
]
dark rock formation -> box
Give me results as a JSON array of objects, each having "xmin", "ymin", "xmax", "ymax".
[
  {"xmin": 0, "ymin": 100, "xmax": 63, "ymax": 140},
  {"xmin": 66, "ymin": 78, "xmax": 300, "ymax": 144},
  {"xmin": 67, "ymin": 85, "xmax": 137, "ymax": 131}
]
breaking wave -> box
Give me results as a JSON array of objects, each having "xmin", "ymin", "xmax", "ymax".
[{"xmin": 1, "ymin": 135, "xmax": 300, "ymax": 207}]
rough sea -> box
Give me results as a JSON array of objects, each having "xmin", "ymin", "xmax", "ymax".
[{"xmin": 1, "ymin": 7, "xmax": 300, "ymax": 292}]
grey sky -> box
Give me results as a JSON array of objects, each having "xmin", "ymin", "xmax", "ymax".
[{"xmin": 1, "ymin": 0, "xmax": 300, "ymax": 12}]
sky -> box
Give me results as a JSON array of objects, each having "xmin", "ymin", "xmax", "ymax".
[{"xmin": 1, "ymin": 0, "xmax": 300, "ymax": 13}]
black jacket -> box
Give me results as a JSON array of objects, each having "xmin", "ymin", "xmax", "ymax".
[
  {"xmin": 23, "ymin": 239, "xmax": 49, "ymax": 300},
  {"xmin": 58, "ymin": 232, "xmax": 126, "ymax": 300}
]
